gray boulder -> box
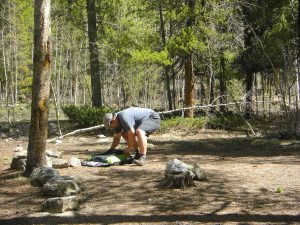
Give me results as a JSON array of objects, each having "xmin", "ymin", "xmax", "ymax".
[
  {"xmin": 42, "ymin": 196, "xmax": 78, "ymax": 213},
  {"xmin": 30, "ymin": 166, "xmax": 60, "ymax": 187},
  {"xmin": 165, "ymin": 158, "xmax": 190, "ymax": 175},
  {"xmin": 191, "ymin": 163, "xmax": 206, "ymax": 180},
  {"xmin": 41, "ymin": 176, "xmax": 81, "ymax": 197}
]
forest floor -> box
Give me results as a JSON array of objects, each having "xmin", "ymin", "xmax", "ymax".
[{"xmin": 0, "ymin": 121, "xmax": 299, "ymax": 225}]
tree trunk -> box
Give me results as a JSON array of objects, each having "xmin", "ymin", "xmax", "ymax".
[
  {"xmin": 242, "ymin": 4, "xmax": 254, "ymax": 119},
  {"xmin": 219, "ymin": 50, "xmax": 227, "ymax": 113},
  {"xmin": 262, "ymin": 73, "xmax": 265, "ymax": 116},
  {"xmin": 208, "ymin": 46, "xmax": 215, "ymax": 114},
  {"xmin": 1, "ymin": 29, "xmax": 11, "ymax": 125},
  {"xmin": 13, "ymin": 27, "xmax": 18, "ymax": 105},
  {"xmin": 172, "ymin": 68, "xmax": 177, "ymax": 109},
  {"xmin": 245, "ymin": 71, "xmax": 253, "ymax": 119},
  {"xmin": 25, "ymin": 0, "xmax": 52, "ymax": 176},
  {"xmin": 297, "ymin": 0, "xmax": 300, "ymax": 136},
  {"xmin": 255, "ymin": 73, "xmax": 258, "ymax": 115},
  {"xmin": 268, "ymin": 77, "xmax": 272, "ymax": 118},
  {"xmin": 184, "ymin": 55, "xmax": 194, "ymax": 117},
  {"xmin": 158, "ymin": 0, "xmax": 173, "ymax": 110},
  {"xmin": 165, "ymin": 68, "xmax": 173, "ymax": 110},
  {"xmin": 184, "ymin": 0, "xmax": 195, "ymax": 118},
  {"xmin": 86, "ymin": 0, "xmax": 102, "ymax": 107}
]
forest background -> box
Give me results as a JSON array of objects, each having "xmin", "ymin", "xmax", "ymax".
[
  {"xmin": 0, "ymin": 1, "xmax": 300, "ymax": 223},
  {"xmin": 0, "ymin": 0, "xmax": 299, "ymax": 136}
]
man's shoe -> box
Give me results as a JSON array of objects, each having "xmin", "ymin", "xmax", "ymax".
[
  {"xmin": 133, "ymin": 149, "xmax": 140, "ymax": 159},
  {"xmin": 134, "ymin": 155, "xmax": 146, "ymax": 166}
]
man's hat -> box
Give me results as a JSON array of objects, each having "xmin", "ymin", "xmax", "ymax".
[{"xmin": 103, "ymin": 113, "xmax": 114, "ymax": 130}]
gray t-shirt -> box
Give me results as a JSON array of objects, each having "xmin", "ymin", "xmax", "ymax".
[{"xmin": 116, "ymin": 107, "xmax": 154, "ymax": 132}]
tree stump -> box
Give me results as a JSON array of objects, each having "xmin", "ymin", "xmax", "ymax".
[{"xmin": 161, "ymin": 159, "xmax": 206, "ymax": 190}]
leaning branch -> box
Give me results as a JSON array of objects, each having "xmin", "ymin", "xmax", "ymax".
[{"xmin": 47, "ymin": 124, "xmax": 104, "ymax": 143}]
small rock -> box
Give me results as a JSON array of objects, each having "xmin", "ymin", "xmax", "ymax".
[
  {"xmin": 98, "ymin": 138, "xmax": 110, "ymax": 143},
  {"xmin": 190, "ymin": 163, "xmax": 206, "ymax": 180},
  {"xmin": 46, "ymin": 149, "xmax": 62, "ymax": 159},
  {"xmin": 97, "ymin": 134, "xmax": 106, "ymax": 138},
  {"xmin": 51, "ymin": 158, "xmax": 69, "ymax": 169},
  {"xmin": 54, "ymin": 139, "xmax": 62, "ymax": 145},
  {"xmin": 46, "ymin": 156, "xmax": 53, "ymax": 168},
  {"xmin": 15, "ymin": 151, "xmax": 27, "ymax": 157},
  {"xmin": 42, "ymin": 196, "xmax": 78, "ymax": 213},
  {"xmin": 147, "ymin": 143, "xmax": 155, "ymax": 148},
  {"xmin": 14, "ymin": 145, "xmax": 24, "ymax": 152},
  {"xmin": 68, "ymin": 157, "xmax": 81, "ymax": 167}
]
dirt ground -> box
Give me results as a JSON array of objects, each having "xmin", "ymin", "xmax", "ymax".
[{"xmin": 0, "ymin": 127, "xmax": 299, "ymax": 225}]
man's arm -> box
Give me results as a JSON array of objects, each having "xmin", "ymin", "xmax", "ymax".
[{"xmin": 110, "ymin": 132, "xmax": 122, "ymax": 149}]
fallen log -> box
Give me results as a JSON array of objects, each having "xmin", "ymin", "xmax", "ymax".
[{"xmin": 47, "ymin": 124, "xmax": 104, "ymax": 143}]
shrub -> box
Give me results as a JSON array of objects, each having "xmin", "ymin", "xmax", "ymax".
[
  {"xmin": 62, "ymin": 105, "xmax": 112, "ymax": 127},
  {"xmin": 206, "ymin": 112, "xmax": 244, "ymax": 130},
  {"xmin": 160, "ymin": 116, "xmax": 207, "ymax": 131},
  {"xmin": 160, "ymin": 112, "xmax": 245, "ymax": 131}
]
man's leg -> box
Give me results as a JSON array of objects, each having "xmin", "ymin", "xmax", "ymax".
[
  {"xmin": 134, "ymin": 114, "xmax": 160, "ymax": 166},
  {"xmin": 134, "ymin": 129, "xmax": 147, "ymax": 166},
  {"xmin": 121, "ymin": 131, "xmax": 138, "ymax": 151},
  {"xmin": 136, "ymin": 129, "xmax": 147, "ymax": 155}
]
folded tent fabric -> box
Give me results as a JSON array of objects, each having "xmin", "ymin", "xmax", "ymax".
[{"xmin": 82, "ymin": 149, "xmax": 132, "ymax": 167}]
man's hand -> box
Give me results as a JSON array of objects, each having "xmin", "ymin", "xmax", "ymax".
[{"xmin": 124, "ymin": 147, "xmax": 131, "ymax": 154}]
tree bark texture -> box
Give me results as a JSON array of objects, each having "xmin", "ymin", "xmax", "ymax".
[
  {"xmin": 219, "ymin": 50, "xmax": 227, "ymax": 113},
  {"xmin": 26, "ymin": 0, "xmax": 52, "ymax": 176},
  {"xmin": 242, "ymin": 5, "xmax": 254, "ymax": 119},
  {"xmin": 184, "ymin": 0, "xmax": 195, "ymax": 117},
  {"xmin": 159, "ymin": 0, "xmax": 173, "ymax": 110},
  {"xmin": 245, "ymin": 71, "xmax": 253, "ymax": 119},
  {"xmin": 208, "ymin": 47, "xmax": 215, "ymax": 113},
  {"xmin": 184, "ymin": 55, "xmax": 194, "ymax": 117},
  {"xmin": 86, "ymin": 0, "xmax": 102, "ymax": 107},
  {"xmin": 297, "ymin": 0, "xmax": 300, "ymax": 136}
]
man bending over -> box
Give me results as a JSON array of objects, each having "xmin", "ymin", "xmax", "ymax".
[{"xmin": 103, "ymin": 107, "xmax": 161, "ymax": 166}]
